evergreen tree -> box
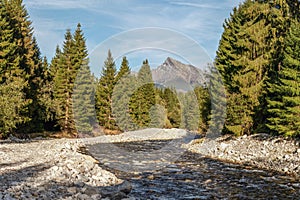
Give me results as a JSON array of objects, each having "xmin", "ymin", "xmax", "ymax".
[
  {"xmin": 0, "ymin": 2, "xmax": 30, "ymax": 137},
  {"xmin": 95, "ymin": 50, "xmax": 117, "ymax": 130},
  {"xmin": 112, "ymin": 57, "xmax": 137, "ymax": 131},
  {"xmin": 53, "ymin": 30, "xmax": 74, "ymax": 134},
  {"xmin": 180, "ymin": 92, "xmax": 199, "ymax": 131},
  {"xmin": 266, "ymin": 20, "xmax": 300, "ymax": 137},
  {"xmin": 161, "ymin": 87, "xmax": 181, "ymax": 128},
  {"xmin": 3, "ymin": 0, "xmax": 47, "ymax": 133},
  {"xmin": 0, "ymin": 76, "xmax": 30, "ymax": 138},
  {"xmin": 116, "ymin": 56, "xmax": 130, "ymax": 82},
  {"xmin": 194, "ymin": 85, "xmax": 211, "ymax": 134},
  {"xmin": 129, "ymin": 59, "xmax": 156, "ymax": 128},
  {"xmin": 215, "ymin": 0, "xmax": 290, "ymax": 135},
  {"xmin": 206, "ymin": 64, "xmax": 226, "ymax": 138},
  {"xmin": 50, "ymin": 45, "xmax": 62, "ymax": 78},
  {"xmin": 72, "ymin": 24, "xmax": 96, "ymax": 135}
]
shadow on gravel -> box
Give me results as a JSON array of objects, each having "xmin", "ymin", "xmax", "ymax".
[
  {"xmin": 87, "ymin": 139, "xmax": 300, "ymax": 199},
  {"xmin": 0, "ymin": 163, "xmax": 131, "ymax": 199},
  {"xmin": 0, "ymin": 139, "xmax": 42, "ymax": 145},
  {"xmin": 0, "ymin": 160, "xmax": 28, "ymax": 168}
]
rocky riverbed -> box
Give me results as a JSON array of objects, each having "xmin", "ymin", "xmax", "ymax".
[
  {"xmin": 186, "ymin": 133, "xmax": 300, "ymax": 177},
  {"xmin": 1, "ymin": 128, "xmax": 299, "ymax": 199},
  {"xmin": 0, "ymin": 138, "xmax": 130, "ymax": 200}
]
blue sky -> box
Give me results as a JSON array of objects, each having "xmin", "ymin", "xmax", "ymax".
[{"xmin": 24, "ymin": 0, "xmax": 243, "ymax": 74}]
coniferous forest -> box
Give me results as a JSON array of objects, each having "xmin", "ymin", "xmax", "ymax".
[{"xmin": 0, "ymin": 0, "xmax": 299, "ymax": 139}]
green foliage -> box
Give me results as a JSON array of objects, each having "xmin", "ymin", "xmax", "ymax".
[
  {"xmin": 215, "ymin": 0, "xmax": 291, "ymax": 136},
  {"xmin": 194, "ymin": 86, "xmax": 211, "ymax": 134},
  {"xmin": 179, "ymin": 92, "xmax": 200, "ymax": 131},
  {"xmin": 0, "ymin": 0, "xmax": 50, "ymax": 136},
  {"xmin": 95, "ymin": 50, "xmax": 118, "ymax": 130},
  {"xmin": 129, "ymin": 60, "xmax": 156, "ymax": 128},
  {"xmin": 72, "ymin": 24, "xmax": 96, "ymax": 134},
  {"xmin": 53, "ymin": 29, "xmax": 76, "ymax": 134},
  {"xmin": 112, "ymin": 74, "xmax": 137, "ymax": 131},
  {"xmin": 160, "ymin": 87, "xmax": 181, "ymax": 128},
  {"xmin": 0, "ymin": 76, "xmax": 30, "ymax": 138},
  {"xmin": 112, "ymin": 57, "xmax": 137, "ymax": 131},
  {"xmin": 266, "ymin": 20, "xmax": 300, "ymax": 137},
  {"xmin": 51, "ymin": 24, "xmax": 93, "ymax": 135}
]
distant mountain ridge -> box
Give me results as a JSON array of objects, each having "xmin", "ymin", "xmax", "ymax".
[{"xmin": 151, "ymin": 57, "xmax": 206, "ymax": 91}]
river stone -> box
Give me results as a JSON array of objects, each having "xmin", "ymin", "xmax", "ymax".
[{"xmin": 84, "ymin": 186, "xmax": 99, "ymax": 196}]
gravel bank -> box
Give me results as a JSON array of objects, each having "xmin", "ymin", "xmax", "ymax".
[
  {"xmin": 0, "ymin": 138, "xmax": 129, "ymax": 200},
  {"xmin": 186, "ymin": 133, "xmax": 300, "ymax": 177},
  {"xmin": 1, "ymin": 129, "xmax": 299, "ymax": 199},
  {"xmin": 83, "ymin": 128, "xmax": 300, "ymax": 177}
]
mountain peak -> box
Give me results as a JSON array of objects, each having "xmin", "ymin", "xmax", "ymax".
[{"xmin": 152, "ymin": 57, "xmax": 206, "ymax": 91}]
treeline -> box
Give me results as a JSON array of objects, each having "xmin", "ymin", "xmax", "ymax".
[
  {"xmin": 0, "ymin": 0, "xmax": 210, "ymax": 138},
  {"xmin": 2, "ymin": 0, "xmax": 299, "ymax": 139},
  {"xmin": 95, "ymin": 54, "xmax": 210, "ymax": 134},
  {"xmin": 216, "ymin": 0, "xmax": 300, "ymax": 137}
]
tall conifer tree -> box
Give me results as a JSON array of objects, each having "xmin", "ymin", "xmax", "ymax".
[
  {"xmin": 95, "ymin": 50, "xmax": 117, "ymax": 130},
  {"xmin": 216, "ymin": 0, "xmax": 289, "ymax": 135},
  {"xmin": 129, "ymin": 60, "xmax": 156, "ymax": 128},
  {"xmin": 266, "ymin": 20, "xmax": 300, "ymax": 137},
  {"xmin": 72, "ymin": 24, "xmax": 95, "ymax": 135}
]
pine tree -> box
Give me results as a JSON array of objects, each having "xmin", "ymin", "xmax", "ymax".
[
  {"xmin": 161, "ymin": 87, "xmax": 181, "ymax": 128},
  {"xmin": 116, "ymin": 56, "xmax": 130, "ymax": 82},
  {"xmin": 72, "ymin": 24, "xmax": 96, "ymax": 135},
  {"xmin": 266, "ymin": 20, "xmax": 300, "ymax": 137},
  {"xmin": 215, "ymin": 0, "xmax": 290, "ymax": 135},
  {"xmin": 50, "ymin": 45, "xmax": 62, "ymax": 78},
  {"xmin": 3, "ymin": 0, "xmax": 47, "ymax": 133},
  {"xmin": 129, "ymin": 59, "xmax": 156, "ymax": 128},
  {"xmin": 0, "ymin": 76, "xmax": 29, "ymax": 138},
  {"xmin": 0, "ymin": 2, "xmax": 30, "ymax": 138},
  {"xmin": 112, "ymin": 56, "xmax": 137, "ymax": 131},
  {"xmin": 194, "ymin": 85, "xmax": 211, "ymax": 134},
  {"xmin": 95, "ymin": 50, "xmax": 118, "ymax": 130},
  {"xmin": 53, "ymin": 29, "xmax": 78, "ymax": 135},
  {"xmin": 206, "ymin": 64, "xmax": 227, "ymax": 138},
  {"xmin": 180, "ymin": 91, "xmax": 199, "ymax": 131}
]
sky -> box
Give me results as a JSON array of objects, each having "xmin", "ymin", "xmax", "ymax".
[{"xmin": 23, "ymin": 0, "xmax": 243, "ymax": 74}]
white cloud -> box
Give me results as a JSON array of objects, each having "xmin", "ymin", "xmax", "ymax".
[
  {"xmin": 24, "ymin": 0, "xmax": 243, "ymax": 61},
  {"xmin": 89, "ymin": 28, "xmax": 212, "ymax": 76},
  {"xmin": 24, "ymin": 0, "xmax": 100, "ymax": 10},
  {"xmin": 168, "ymin": 1, "xmax": 223, "ymax": 9}
]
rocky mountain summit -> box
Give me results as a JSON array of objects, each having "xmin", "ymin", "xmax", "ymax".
[{"xmin": 152, "ymin": 57, "xmax": 206, "ymax": 91}]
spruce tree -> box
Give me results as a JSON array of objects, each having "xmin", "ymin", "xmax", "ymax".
[
  {"xmin": 129, "ymin": 60, "xmax": 156, "ymax": 128},
  {"xmin": 72, "ymin": 24, "xmax": 96, "ymax": 135},
  {"xmin": 161, "ymin": 87, "xmax": 181, "ymax": 128},
  {"xmin": 116, "ymin": 56, "xmax": 130, "ymax": 82},
  {"xmin": 0, "ymin": 2, "xmax": 30, "ymax": 138},
  {"xmin": 266, "ymin": 20, "xmax": 300, "ymax": 137},
  {"xmin": 3, "ymin": 0, "xmax": 47, "ymax": 133},
  {"xmin": 95, "ymin": 50, "xmax": 118, "ymax": 130},
  {"xmin": 53, "ymin": 29, "xmax": 77, "ymax": 135},
  {"xmin": 215, "ymin": 0, "xmax": 290, "ymax": 135},
  {"xmin": 112, "ymin": 56, "xmax": 137, "ymax": 131},
  {"xmin": 180, "ymin": 91, "xmax": 199, "ymax": 131},
  {"xmin": 194, "ymin": 86, "xmax": 211, "ymax": 134}
]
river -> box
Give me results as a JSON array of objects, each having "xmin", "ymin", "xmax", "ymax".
[{"xmin": 87, "ymin": 139, "xmax": 300, "ymax": 199}]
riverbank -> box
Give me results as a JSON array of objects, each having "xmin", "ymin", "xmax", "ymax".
[
  {"xmin": 81, "ymin": 128, "xmax": 300, "ymax": 177},
  {"xmin": 186, "ymin": 133, "xmax": 300, "ymax": 177},
  {"xmin": 0, "ymin": 138, "xmax": 130, "ymax": 199},
  {"xmin": 1, "ymin": 129, "xmax": 299, "ymax": 199}
]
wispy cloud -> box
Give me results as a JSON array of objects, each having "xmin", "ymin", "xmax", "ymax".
[
  {"xmin": 25, "ymin": 0, "xmax": 100, "ymax": 10},
  {"xmin": 24, "ymin": 0, "xmax": 243, "ymax": 63},
  {"xmin": 168, "ymin": 1, "xmax": 222, "ymax": 9},
  {"xmin": 89, "ymin": 28, "xmax": 212, "ymax": 76}
]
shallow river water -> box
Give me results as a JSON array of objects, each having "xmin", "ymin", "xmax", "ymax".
[{"xmin": 87, "ymin": 139, "xmax": 300, "ymax": 199}]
